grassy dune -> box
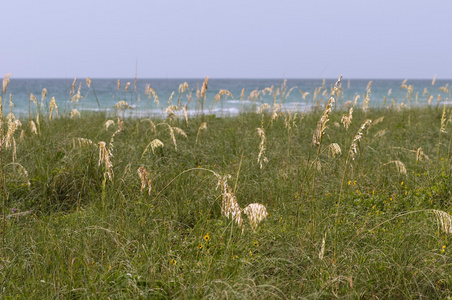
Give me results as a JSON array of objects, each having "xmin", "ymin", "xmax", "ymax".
[
  {"xmin": 0, "ymin": 105, "xmax": 451, "ymax": 299},
  {"xmin": 1, "ymin": 75, "xmax": 452, "ymax": 298}
]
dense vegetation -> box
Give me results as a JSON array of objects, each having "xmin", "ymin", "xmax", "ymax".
[{"xmin": 1, "ymin": 99, "xmax": 452, "ymax": 298}]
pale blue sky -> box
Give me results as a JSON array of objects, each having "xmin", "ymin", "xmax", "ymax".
[{"xmin": 1, "ymin": 0, "xmax": 451, "ymax": 79}]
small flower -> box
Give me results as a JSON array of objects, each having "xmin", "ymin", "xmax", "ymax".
[
  {"xmin": 12, "ymin": 208, "xmax": 18, "ymax": 213},
  {"xmin": 170, "ymin": 259, "xmax": 177, "ymax": 266},
  {"xmin": 348, "ymin": 181, "xmax": 351, "ymax": 185},
  {"xmin": 198, "ymin": 244, "xmax": 203, "ymax": 250},
  {"xmin": 253, "ymin": 241, "xmax": 259, "ymax": 247},
  {"xmin": 401, "ymin": 181, "xmax": 404, "ymax": 186},
  {"xmin": 203, "ymin": 233, "xmax": 210, "ymax": 242}
]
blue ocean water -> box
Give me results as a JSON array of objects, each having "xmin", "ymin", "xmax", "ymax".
[{"xmin": 3, "ymin": 78, "xmax": 451, "ymax": 117}]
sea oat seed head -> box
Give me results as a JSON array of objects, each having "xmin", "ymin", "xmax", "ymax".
[{"xmin": 243, "ymin": 203, "xmax": 268, "ymax": 231}]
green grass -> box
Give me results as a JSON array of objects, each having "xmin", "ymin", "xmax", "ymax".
[{"xmin": 1, "ymin": 105, "xmax": 452, "ymax": 298}]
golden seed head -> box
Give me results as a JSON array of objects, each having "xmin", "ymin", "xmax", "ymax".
[
  {"xmin": 105, "ymin": 120, "xmax": 115, "ymax": 130},
  {"xmin": 2, "ymin": 73, "xmax": 12, "ymax": 94},
  {"xmin": 201, "ymin": 76, "xmax": 209, "ymax": 99},
  {"xmin": 49, "ymin": 97, "xmax": 58, "ymax": 119},
  {"xmin": 137, "ymin": 167, "xmax": 152, "ymax": 194},
  {"xmin": 70, "ymin": 109, "xmax": 80, "ymax": 118},
  {"xmin": 243, "ymin": 203, "xmax": 268, "ymax": 231},
  {"xmin": 114, "ymin": 101, "xmax": 132, "ymax": 110}
]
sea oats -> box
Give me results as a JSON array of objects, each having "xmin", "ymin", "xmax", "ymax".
[
  {"xmin": 373, "ymin": 116, "xmax": 384, "ymax": 126},
  {"xmin": 319, "ymin": 233, "xmax": 326, "ymax": 260},
  {"xmin": 240, "ymin": 88, "xmax": 245, "ymax": 100},
  {"xmin": 373, "ymin": 129, "xmax": 388, "ymax": 139},
  {"xmin": 416, "ymin": 147, "xmax": 429, "ymax": 161},
  {"xmin": 341, "ymin": 107, "xmax": 353, "ymax": 130},
  {"xmin": 114, "ymin": 101, "xmax": 132, "ymax": 110},
  {"xmin": 387, "ymin": 88, "xmax": 392, "ymax": 97},
  {"xmin": 2, "ymin": 73, "xmax": 12, "ymax": 94},
  {"xmin": 30, "ymin": 94, "xmax": 38, "ymax": 107},
  {"xmin": 173, "ymin": 127, "xmax": 188, "ymax": 139},
  {"xmin": 248, "ymin": 89, "xmax": 260, "ymax": 102},
  {"xmin": 73, "ymin": 137, "xmax": 93, "ymax": 148},
  {"xmin": 167, "ymin": 125, "xmax": 177, "ymax": 150},
  {"xmin": 270, "ymin": 104, "xmax": 282, "ymax": 124},
  {"xmin": 312, "ymin": 75, "xmax": 342, "ymax": 145},
  {"xmin": 71, "ymin": 82, "xmax": 82, "ymax": 104},
  {"xmin": 178, "ymin": 82, "xmax": 189, "ymax": 94},
  {"xmin": 107, "ymin": 117, "xmax": 124, "ymax": 157},
  {"xmin": 9, "ymin": 94, "xmax": 14, "ymax": 112},
  {"xmin": 349, "ymin": 119, "xmax": 372, "ymax": 159},
  {"xmin": 214, "ymin": 89, "xmax": 233, "ymax": 103},
  {"xmin": 140, "ymin": 119, "xmax": 156, "ymax": 134},
  {"xmin": 439, "ymin": 84, "xmax": 449, "ymax": 93},
  {"xmin": 168, "ymin": 91, "xmax": 175, "ymax": 105},
  {"xmin": 147, "ymin": 87, "xmax": 159, "ymax": 105},
  {"xmin": 353, "ymin": 95, "xmax": 360, "ymax": 107},
  {"xmin": 183, "ymin": 104, "xmax": 189, "ymax": 125},
  {"xmin": 142, "ymin": 139, "xmax": 164, "ymax": 157},
  {"xmin": 137, "ymin": 167, "xmax": 152, "ymax": 194},
  {"xmin": 125, "ymin": 82, "xmax": 131, "ymax": 92},
  {"xmin": 70, "ymin": 109, "xmax": 80, "ymax": 118},
  {"xmin": 432, "ymin": 74, "xmax": 437, "ymax": 86},
  {"xmin": 4, "ymin": 119, "xmax": 21, "ymax": 152},
  {"xmin": 384, "ymin": 160, "xmax": 407, "ymax": 175},
  {"xmin": 401, "ymin": 79, "xmax": 408, "ymax": 89},
  {"xmin": 196, "ymin": 84, "xmax": 200, "ymax": 99},
  {"xmin": 300, "ymin": 89, "xmax": 309, "ymax": 100},
  {"xmin": 86, "ymin": 77, "xmax": 92, "ymax": 88},
  {"xmin": 117, "ymin": 79, "xmax": 121, "ymax": 91},
  {"xmin": 49, "ymin": 97, "xmax": 58, "ymax": 120},
  {"xmin": 29, "ymin": 120, "xmax": 37, "ymax": 135},
  {"xmin": 217, "ymin": 175, "xmax": 243, "ymax": 229},
  {"xmin": 98, "ymin": 141, "xmax": 113, "ymax": 181},
  {"xmin": 440, "ymin": 104, "xmax": 447, "ymax": 133},
  {"xmin": 257, "ymin": 103, "xmax": 271, "ymax": 114},
  {"xmin": 70, "ymin": 78, "xmax": 77, "ymax": 97},
  {"xmin": 423, "ymin": 87, "xmax": 428, "ymax": 96},
  {"xmin": 41, "ymin": 88, "xmax": 47, "ymax": 108},
  {"xmin": 257, "ymin": 127, "xmax": 268, "ymax": 169},
  {"xmin": 201, "ymin": 76, "xmax": 209, "ymax": 99},
  {"xmin": 262, "ymin": 86, "xmax": 273, "ymax": 95},
  {"xmin": 427, "ymin": 95, "xmax": 433, "ymax": 105},
  {"xmin": 328, "ymin": 143, "xmax": 342, "ymax": 158},
  {"xmin": 150, "ymin": 139, "xmax": 164, "ymax": 153},
  {"xmin": 196, "ymin": 122, "xmax": 207, "ymax": 145},
  {"xmin": 243, "ymin": 203, "xmax": 268, "ymax": 232},
  {"xmin": 105, "ymin": 120, "xmax": 115, "ymax": 130},
  {"xmin": 20, "ymin": 130, "xmax": 25, "ymax": 142},
  {"xmin": 165, "ymin": 105, "xmax": 179, "ymax": 117},
  {"xmin": 10, "ymin": 163, "xmax": 31, "ymax": 187},
  {"xmin": 432, "ymin": 210, "xmax": 452, "ymax": 234},
  {"xmin": 362, "ymin": 88, "xmax": 371, "ymax": 113}
]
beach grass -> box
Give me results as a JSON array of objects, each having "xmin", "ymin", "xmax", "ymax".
[{"xmin": 1, "ymin": 101, "xmax": 452, "ymax": 298}]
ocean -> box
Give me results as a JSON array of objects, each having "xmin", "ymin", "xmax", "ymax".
[{"xmin": 3, "ymin": 78, "xmax": 451, "ymax": 118}]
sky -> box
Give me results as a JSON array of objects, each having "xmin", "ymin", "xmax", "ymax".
[{"xmin": 1, "ymin": 0, "xmax": 451, "ymax": 79}]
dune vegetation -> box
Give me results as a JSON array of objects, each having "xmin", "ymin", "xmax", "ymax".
[{"xmin": 1, "ymin": 74, "xmax": 452, "ymax": 298}]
